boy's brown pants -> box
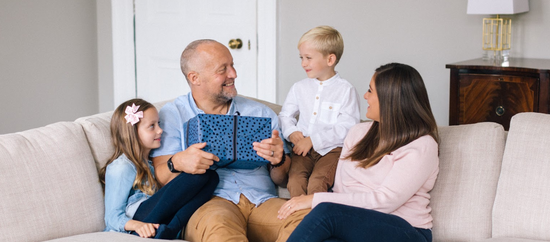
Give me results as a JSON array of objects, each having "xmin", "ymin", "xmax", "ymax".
[{"xmin": 287, "ymin": 147, "xmax": 342, "ymax": 197}]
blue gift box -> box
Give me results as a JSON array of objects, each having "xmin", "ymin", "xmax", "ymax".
[{"xmin": 185, "ymin": 114, "xmax": 272, "ymax": 169}]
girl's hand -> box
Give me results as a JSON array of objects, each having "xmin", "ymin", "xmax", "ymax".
[
  {"xmin": 277, "ymin": 194, "xmax": 314, "ymax": 220},
  {"xmin": 292, "ymin": 137, "xmax": 312, "ymax": 156},
  {"xmin": 125, "ymin": 220, "xmax": 159, "ymax": 238},
  {"xmin": 135, "ymin": 222, "xmax": 159, "ymax": 238}
]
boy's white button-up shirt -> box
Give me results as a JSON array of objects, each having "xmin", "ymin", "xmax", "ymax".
[{"xmin": 279, "ymin": 73, "xmax": 360, "ymax": 156}]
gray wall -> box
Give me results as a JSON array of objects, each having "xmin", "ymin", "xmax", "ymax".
[
  {"xmin": 1, "ymin": 0, "xmax": 548, "ymax": 134},
  {"xmin": 277, "ymin": 0, "xmax": 550, "ymax": 125},
  {"xmin": 0, "ymin": 0, "xmax": 98, "ymax": 134},
  {"xmin": 97, "ymin": 0, "xmax": 114, "ymax": 114}
]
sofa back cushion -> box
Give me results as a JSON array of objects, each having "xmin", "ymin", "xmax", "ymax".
[
  {"xmin": 430, "ymin": 122, "xmax": 506, "ymax": 241},
  {"xmin": 492, "ymin": 113, "xmax": 550, "ymax": 240},
  {"xmin": 76, "ymin": 100, "xmax": 174, "ymax": 171},
  {"xmin": 75, "ymin": 112, "xmax": 113, "ymax": 170},
  {"xmin": 238, "ymin": 95, "xmax": 282, "ymax": 114},
  {"xmin": 0, "ymin": 122, "xmax": 105, "ymax": 242}
]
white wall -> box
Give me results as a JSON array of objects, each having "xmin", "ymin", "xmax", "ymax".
[
  {"xmin": 0, "ymin": 0, "xmax": 98, "ymax": 134},
  {"xmin": 277, "ymin": 0, "xmax": 550, "ymax": 125}
]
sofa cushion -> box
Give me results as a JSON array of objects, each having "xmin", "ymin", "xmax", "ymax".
[
  {"xmin": 430, "ymin": 122, "xmax": 506, "ymax": 241},
  {"xmin": 480, "ymin": 238, "xmax": 548, "ymax": 242},
  {"xmin": 44, "ymin": 231, "xmax": 181, "ymax": 241},
  {"xmin": 0, "ymin": 122, "xmax": 105, "ymax": 242},
  {"xmin": 492, "ymin": 113, "xmax": 550, "ymax": 240}
]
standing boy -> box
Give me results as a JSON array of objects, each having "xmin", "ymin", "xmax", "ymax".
[{"xmin": 279, "ymin": 26, "xmax": 360, "ymax": 198}]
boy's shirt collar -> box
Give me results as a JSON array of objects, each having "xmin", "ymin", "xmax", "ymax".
[{"xmin": 312, "ymin": 72, "xmax": 339, "ymax": 86}]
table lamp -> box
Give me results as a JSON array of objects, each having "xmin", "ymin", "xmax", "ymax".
[{"xmin": 467, "ymin": 0, "xmax": 529, "ymax": 61}]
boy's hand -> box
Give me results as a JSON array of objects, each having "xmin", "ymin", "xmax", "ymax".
[
  {"xmin": 288, "ymin": 131, "xmax": 305, "ymax": 145},
  {"xmin": 293, "ymin": 137, "xmax": 312, "ymax": 156}
]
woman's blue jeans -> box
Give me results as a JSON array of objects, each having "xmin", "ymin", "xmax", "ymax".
[
  {"xmin": 287, "ymin": 202, "xmax": 432, "ymax": 242},
  {"xmin": 132, "ymin": 169, "xmax": 219, "ymax": 239}
]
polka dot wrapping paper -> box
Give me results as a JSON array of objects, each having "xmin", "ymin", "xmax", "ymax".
[{"xmin": 185, "ymin": 114, "xmax": 271, "ymax": 169}]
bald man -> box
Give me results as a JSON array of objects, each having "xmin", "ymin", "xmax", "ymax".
[{"xmin": 150, "ymin": 39, "xmax": 292, "ymax": 242}]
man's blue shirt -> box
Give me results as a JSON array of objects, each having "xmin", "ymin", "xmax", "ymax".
[{"xmin": 151, "ymin": 93, "xmax": 288, "ymax": 206}]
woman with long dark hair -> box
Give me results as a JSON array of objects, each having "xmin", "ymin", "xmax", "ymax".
[{"xmin": 278, "ymin": 63, "xmax": 439, "ymax": 242}]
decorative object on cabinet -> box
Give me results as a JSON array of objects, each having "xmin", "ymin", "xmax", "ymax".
[
  {"xmin": 467, "ymin": 0, "xmax": 529, "ymax": 61},
  {"xmin": 446, "ymin": 58, "xmax": 550, "ymax": 130}
]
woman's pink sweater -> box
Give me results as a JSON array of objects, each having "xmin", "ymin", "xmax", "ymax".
[{"xmin": 312, "ymin": 122, "xmax": 439, "ymax": 229}]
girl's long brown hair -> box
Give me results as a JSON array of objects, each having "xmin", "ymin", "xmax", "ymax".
[
  {"xmin": 346, "ymin": 63, "xmax": 439, "ymax": 168},
  {"xmin": 98, "ymin": 98, "xmax": 159, "ymax": 195}
]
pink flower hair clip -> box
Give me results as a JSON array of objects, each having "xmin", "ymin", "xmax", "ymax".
[{"xmin": 124, "ymin": 103, "xmax": 144, "ymax": 125}]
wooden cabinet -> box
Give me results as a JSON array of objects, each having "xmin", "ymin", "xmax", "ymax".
[{"xmin": 446, "ymin": 58, "xmax": 550, "ymax": 130}]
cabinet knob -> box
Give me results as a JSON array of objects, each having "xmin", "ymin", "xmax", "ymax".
[{"xmin": 495, "ymin": 106, "xmax": 505, "ymax": 116}]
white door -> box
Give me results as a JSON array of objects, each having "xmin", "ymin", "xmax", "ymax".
[{"xmin": 134, "ymin": 0, "xmax": 258, "ymax": 103}]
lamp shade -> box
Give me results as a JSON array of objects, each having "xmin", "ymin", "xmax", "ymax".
[{"xmin": 467, "ymin": 0, "xmax": 529, "ymax": 14}]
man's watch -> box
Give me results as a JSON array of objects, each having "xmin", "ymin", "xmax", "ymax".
[
  {"xmin": 167, "ymin": 157, "xmax": 180, "ymax": 173},
  {"xmin": 271, "ymin": 153, "xmax": 286, "ymax": 168}
]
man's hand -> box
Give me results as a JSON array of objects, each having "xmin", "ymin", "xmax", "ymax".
[
  {"xmin": 173, "ymin": 142, "xmax": 219, "ymax": 174},
  {"xmin": 152, "ymin": 142, "xmax": 219, "ymax": 186},
  {"xmin": 293, "ymin": 137, "xmax": 312, "ymax": 156},
  {"xmin": 254, "ymin": 130, "xmax": 290, "ymax": 186},
  {"xmin": 253, "ymin": 130, "xmax": 285, "ymax": 166}
]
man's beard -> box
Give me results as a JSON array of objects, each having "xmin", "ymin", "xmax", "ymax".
[{"xmin": 215, "ymin": 88, "xmax": 237, "ymax": 103}]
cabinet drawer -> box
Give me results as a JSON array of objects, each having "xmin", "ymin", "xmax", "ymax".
[{"xmin": 458, "ymin": 73, "xmax": 539, "ymax": 130}]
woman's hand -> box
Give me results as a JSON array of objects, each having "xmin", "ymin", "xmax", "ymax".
[
  {"xmin": 125, "ymin": 220, "xmax": 159, "ymax": 238},
  {"xmin": 278, "ymin": 194, "xmax": 314, "ymax": 220}
]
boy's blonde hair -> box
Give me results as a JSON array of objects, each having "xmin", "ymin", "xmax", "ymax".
[{"xmin": 298, "ymin": 26, "xmax": 344, "ymax": 65}]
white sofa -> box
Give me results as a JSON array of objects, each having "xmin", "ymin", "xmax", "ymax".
[{"xmin": 1, "ymin": 97, "xmax": 550, "ymax": 242}]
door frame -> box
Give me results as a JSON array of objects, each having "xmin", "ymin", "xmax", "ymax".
[{"xmin": 108, "ymin": 0, "xmax": 277, "ymax": 109}]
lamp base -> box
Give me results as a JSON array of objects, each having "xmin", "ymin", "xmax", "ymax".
[
  {"xmin": 481, "ymin": 50, "xmax": 510, "ymax": 66},
  {"xmin": 482, "ymin": 49, "xmax": 509, "ymax": 60}
]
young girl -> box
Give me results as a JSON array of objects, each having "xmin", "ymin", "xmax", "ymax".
[
  {"xmin": 99, "ymin": 98, "xmax": 219, "ymax": 239},
  {"xmin": 278, "ymin": 63, "xmax": 439, "ymax": 242}
]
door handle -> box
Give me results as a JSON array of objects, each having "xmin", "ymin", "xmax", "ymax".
[{"xmin": 229, "ymin": 39, "xmax": 243, "ymax": 49}]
